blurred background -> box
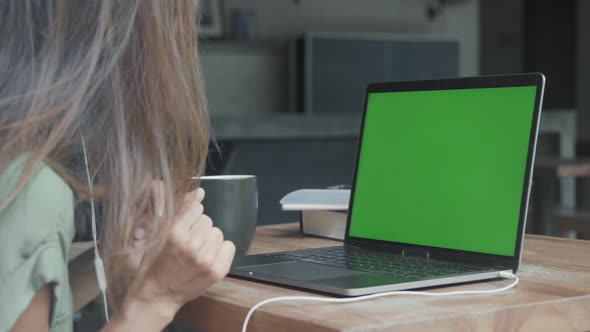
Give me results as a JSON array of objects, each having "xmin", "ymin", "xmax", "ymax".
[
  {"xmin": 77, "ymin": 0, "xmax": 590, "ymax": 330},
  {"xmin": 201, "ymin": 0, "xmax": 590, "ymax": 238}
]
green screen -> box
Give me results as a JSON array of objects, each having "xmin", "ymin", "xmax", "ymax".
[{"xmin": 349, "ymin": 86, "xmax": 537, "ymax": 257}]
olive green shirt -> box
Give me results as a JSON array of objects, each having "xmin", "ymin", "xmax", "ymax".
[{"xmin": 0, "ymin": 157, "xmax": 75, "ymax": 332}]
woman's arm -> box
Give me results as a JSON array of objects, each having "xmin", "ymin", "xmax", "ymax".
[
  {"xmin": 11, "ymin": 285, "xmax": 51, "ymax": 332},
  {"xmin": 101, "ymin": 295, "xmax": 176, "ymax": 331}
]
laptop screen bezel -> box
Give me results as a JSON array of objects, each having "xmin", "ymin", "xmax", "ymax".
[{"xmin": 343, "ymin": 73, "xmax": 545, "ymax": 271}]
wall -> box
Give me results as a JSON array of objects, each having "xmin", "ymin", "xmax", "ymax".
[
  {"xmin": 221, "ymin": 0, "xmax": 480, "ymax": 76},
  {"xmin": 201, "ymin": 0, "xmax": 480, "ymax": 115},
  {"xmin": 200, "ymin": 43, "xmax": 288, "ymax": 116},
  {"xmin": 479, "ymin": 0, "xmax": 524, "ymax": 75}
]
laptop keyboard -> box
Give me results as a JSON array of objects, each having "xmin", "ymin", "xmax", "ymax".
[{"xmin": 274, "ymin": 246, "xmax": 489, "ymax": 279}]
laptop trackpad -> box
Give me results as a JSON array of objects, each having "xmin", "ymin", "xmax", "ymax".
[{"xmin": 242, "ymin": 262, "xmax": 366, "ymax": 281}]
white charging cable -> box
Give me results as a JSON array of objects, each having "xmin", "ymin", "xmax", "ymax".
[
  {"xmin": 242, "ymin": 271, "xmax": 518, "ymax": 332},
  {"xmin": 80, "ymin": 134, "xmax": 110, "ymax": 322}
]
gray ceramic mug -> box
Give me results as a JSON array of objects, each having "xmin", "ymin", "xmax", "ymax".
[{"xmin": 192, "ymin": 175, "xmax": 258, "ymax": 255}]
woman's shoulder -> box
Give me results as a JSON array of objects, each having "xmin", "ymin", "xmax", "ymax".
[
  {"xmin": 1, "ymin": 155, "xmax": 74, "ymax": 212},
  {"xmin": 0, "ymin": 155, "xmax": 75, "ymax": 250},
  {"xmin": 0, "ymin": 156, "xmax": 75, "ymax": 331}
]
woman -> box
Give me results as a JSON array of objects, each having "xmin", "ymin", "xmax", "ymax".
[{"xmin": 0, "ymin": 1, "xmax": 235, "ymax": 331}]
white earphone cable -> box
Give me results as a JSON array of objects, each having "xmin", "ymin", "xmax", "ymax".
[
  {"xmin": 242, "ymin": 272, "xmax": 518, "ymax": 332},
  {"xmin": 80, "ymin": 134, "xmax": 110, "ymax": 322}
]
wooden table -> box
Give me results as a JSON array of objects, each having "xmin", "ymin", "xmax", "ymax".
[{"xmin": 177, "ymin": 223, "xmax": 590, "ymax": 332}]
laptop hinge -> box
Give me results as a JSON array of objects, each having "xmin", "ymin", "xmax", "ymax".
[{"xmin": 402, "ymin": 247, "xmax": 431, "ymax": 259}]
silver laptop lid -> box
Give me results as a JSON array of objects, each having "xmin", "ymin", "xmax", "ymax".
[{"xmin": 344, "ymin": 74, "xmax": 546, "ymax": 271}]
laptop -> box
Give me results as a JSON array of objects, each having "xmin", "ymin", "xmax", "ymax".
[{"xmin": 230, "ymin": 74, "xmax": 545, "ymax": 296}]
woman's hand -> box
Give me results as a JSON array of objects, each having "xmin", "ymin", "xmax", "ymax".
[
  {"xmin": 104, "ymin": 187, "xmax": 236, "ymax": 331},
  {"xmin": 133, "ymin": 186, "xmax": 236, "ymax": 308}
]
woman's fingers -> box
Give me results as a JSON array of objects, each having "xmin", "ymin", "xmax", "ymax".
[
  {"xmin": 173, "ymin": 188, "xmax": 207, "ymax": 231},
  {"xmin": 200, "ymin": 226, "xmax": 224, "ymax": 265},
  {"xmin": 176, "ymin": 199, "xmax": 204, "ymax": 231},
  {"xmin": 187, "ymin": 214, "xmax": 213, "ymax": 254},
  {"xmin": 195, "ymin": 187, "xmax": 205, "ymax": 202},
  {"xmin": 211, "ymin": 241, "xmax": 236, "ymax": 281},
  {"xmin": 150, "ymin": 179, "xmax": 206, "ymax": 218},
  {"xmin": 133, "ymin": 226, "xmax": 146, "ymax": 240},
  {"xmin": 183, "ymin": 187, "xmax": 205, "ymax": 204}
]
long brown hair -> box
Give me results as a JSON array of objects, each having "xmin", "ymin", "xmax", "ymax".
[{"xmin": 0, "ymin": 0, "xmax": 208, "ymax": 308}]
